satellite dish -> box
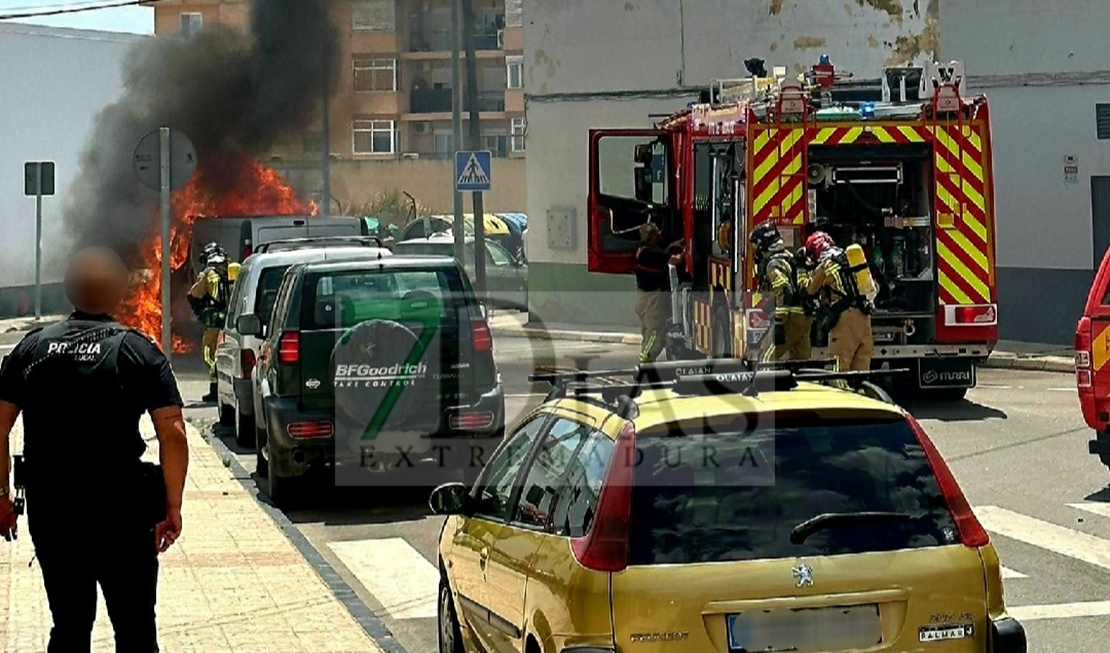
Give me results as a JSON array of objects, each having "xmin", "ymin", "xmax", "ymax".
[{"xmin": 807, "ymin": 164, "xmax": 828, "ymax": 185}]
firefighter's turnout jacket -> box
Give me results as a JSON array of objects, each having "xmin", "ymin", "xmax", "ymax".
[{"xmin": 806, "ymin": 248, "xmax": 874, "ymax": 372}]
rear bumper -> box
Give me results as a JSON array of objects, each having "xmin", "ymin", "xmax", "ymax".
[
  {"xmin": 263, "ymin": 384, "xmax": 505, "ymax": 480},
  {"xmin": 991, "ymin": 616, "xmax": 1026, "ymax": 653}
]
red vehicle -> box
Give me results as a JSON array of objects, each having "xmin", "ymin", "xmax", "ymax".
[
  {"xmin": 1077, "ymin": 246, "xmax": 1110, "ymax": 469},
  {"xmin": 587, "ymin": 56, "xmax": 999, "ymax": 399}
]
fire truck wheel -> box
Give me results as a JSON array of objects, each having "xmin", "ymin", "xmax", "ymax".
[
  {"xmin": 330, "ymin": 319, "xmax": 434, "ymax": 428},
  {"xmin": 711, "ymin": 306, "xmax": 733, "ymax": 357}
]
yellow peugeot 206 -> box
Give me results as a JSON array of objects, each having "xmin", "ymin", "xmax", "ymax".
[{"xmin": 430, "ymin": 360, "xmax": 1026, "ymax": 653}]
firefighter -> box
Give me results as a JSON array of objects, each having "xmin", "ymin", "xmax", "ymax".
[
  {"xmin": 635, "ymin": 223, "xmax": 684, "ymax": 364},
  {"xmin": 805, "ymin": 231, "xmax": 874, "ymax": 372},
  {"xmin": 188, "ymin": 243, "xmax": 232, "ymax": 403},
  {"xmin": 750, "ymin": 224, "xmax": 814, "ymax": 362}
]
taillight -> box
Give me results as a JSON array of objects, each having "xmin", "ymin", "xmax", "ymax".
[
  {"xmin": 242, "ymin": 246, "xmax": 252, "ymax": 260},
  {"xmin": 287, "ymin": 421, "xmax": 333, "ymax": 439},
  {"xmin": 241, "ymin": 348, "xmax": 256, "ymax": 379},
  {"xmin": 571, "ymin": 421, "xmax": 635, "ymax": 572},
  {"xmin": 449, "ymin": 411, "xmax": 495, "ymax": 430},
  {"xmin": 472, "ymin": 317, "xmax": 492, "ymax": 352},
  {"xmin": 947, "ymin": 303, "xmax": 997, "ymax": 326},
  {"xmin": 1076, "ymin": 317, "xmax": 1093, "ymax": 389},
  {"xmin": 278, "ymin": 332, "xmax": 299, "ymax": 364},
  {"xmin": 906, "ymin": 413, "xmax": 990, "ymax": 547}
]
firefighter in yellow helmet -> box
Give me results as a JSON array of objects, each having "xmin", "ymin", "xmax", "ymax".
[
  {"xmin": 804, "ymin": 231, "xmax": 874, "ymax": 372},
  {"xmin": 188, "ymin": 243, "xmax": 233, "ymax": 402},
  {"xmin": 634, "ymin": 223, "xmax": 684, "ymax": 364},
  {"xmin": 750, "ymin": 223, "xmax": 814, "ymax": 362}
]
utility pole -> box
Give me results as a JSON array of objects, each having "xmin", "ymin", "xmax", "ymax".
[
  {"xmin": 461, "ymin": 0, "xmax": 486, "ymax": 296},
  {"xmin": 321, "ymin": 26, "xmax": 332, "ymax": 216},
  {"xmin": 451, "ymin": 0, "xmax": 465, "ymax": 263}
]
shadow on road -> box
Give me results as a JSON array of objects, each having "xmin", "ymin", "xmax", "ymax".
[
  {"xmin": 902, "ymin": 399, "xmax": 1008, "ymax": 422},
  {"xmin": 1084, "ymin": 487, "xmax": 1110, "ymax": 503}
]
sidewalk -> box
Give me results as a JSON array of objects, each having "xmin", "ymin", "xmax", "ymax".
[
  {"xmin": 1, "ymin": 418, "xmax": 384, "ymax": 652},
  {"xmin": 487, "ymin": 312, "xmax": 1077, "ymax": 373}
]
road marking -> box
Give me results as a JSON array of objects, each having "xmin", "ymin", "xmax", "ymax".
[
  {"xmin": 1067, "ymin": 502, "xmax": 1110, "ymax": 519},
  {"xmin": 977, "ymin": 384, "xmax": 1014, "ymax": 390},
  {"xmin": 1047, "ymin": 387, "xmax": 1076, "ymax": 392},
  {"xmin": 1009, "ymin": 600, "xmax": 1110, "ymax": 621},
  {"xmin": 505, "ymin": 393, "xmax": 544, "ymax": 399},
  {"xmin": 975, "ymin": 506, "xmax": 1110, "ymax": 571},
  {"xmin": 327, "ymin": 537, "xmax": 439, "ymax": 620},
  {"xmin": 1001, "ymin": 566, "xmax": 1027, "ymax": 579}
]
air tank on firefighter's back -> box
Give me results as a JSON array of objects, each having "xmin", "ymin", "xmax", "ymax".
[{"xmin": 845, "ymin": 243, "xmax": 878, "ymax": 302}]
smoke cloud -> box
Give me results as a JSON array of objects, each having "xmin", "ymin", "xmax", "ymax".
[{"xmin": 58, "ymin": 0, "xmax": 338, "ymax": 270}]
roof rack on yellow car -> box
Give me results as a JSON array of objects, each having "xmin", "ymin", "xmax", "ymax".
[{"xmin": 527, "ymin": 358, "xmax": 910, "ymax": 419}]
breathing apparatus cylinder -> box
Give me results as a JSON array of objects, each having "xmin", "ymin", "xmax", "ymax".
[{"xmin": 845, "ymin": 243, "xmax": 877, "ymax": 298}]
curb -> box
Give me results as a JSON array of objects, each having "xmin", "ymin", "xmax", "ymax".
[
  {"xmin": 491, "ymin": 326, "xmax": 1077, "ymax": 374},
  {"xmin": 198, "ymin": 421, "xmax": 410, "ymax": 653}
]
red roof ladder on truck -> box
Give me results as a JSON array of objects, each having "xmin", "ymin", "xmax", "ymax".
[{"xmin": 587, "ymin": 56, "xmax": 999, "ymax": 401}]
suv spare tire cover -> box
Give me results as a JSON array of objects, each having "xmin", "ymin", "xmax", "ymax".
[{"xmin": 330, "ymin": 319, "xmax": 434, "ymax": 428}]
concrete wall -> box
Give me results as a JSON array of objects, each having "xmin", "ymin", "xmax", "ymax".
[
  {"xmin": 943, "ymin": 0, "xmax": 1110, "ymax": 344},
  {"xmin": 0, "ymin": 24, "xmax": 147, "ymax": 302},
  {"xmin": 523, "ymin": 0, "xmax": 940, "ymax": 327}
]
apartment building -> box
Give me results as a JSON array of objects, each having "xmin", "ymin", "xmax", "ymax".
[{"xmin": 150, "ymin": 0, "xmax": 526, "ymax": 213}]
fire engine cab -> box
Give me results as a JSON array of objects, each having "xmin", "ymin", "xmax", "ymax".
[{"xmin": 587, "ymin": 55, "xmax": 999, "ymax": 399}]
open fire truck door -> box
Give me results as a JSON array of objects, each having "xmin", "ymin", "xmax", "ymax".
[{"xmin": 587, "ymin": 129, "xmax": 678, "ymax": 274}]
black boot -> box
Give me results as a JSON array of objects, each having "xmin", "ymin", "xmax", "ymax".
[{"xmin": 202, "ymin": 382, "xmax": 217, "ymax": 403}]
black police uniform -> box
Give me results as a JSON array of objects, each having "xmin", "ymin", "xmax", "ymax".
[{"xmin": 0, "ymin": 311, "xmax": 183, "ymax": 652}]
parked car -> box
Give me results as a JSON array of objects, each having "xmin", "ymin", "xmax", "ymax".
[
  {"xmin": 237, "ymin": 255, "xmax": 504, "ymax": 507},
  {"xmin": 431, "ymin": 361, "xmax": 1026, "ymax": 653},
  {"xmin": 214, "ymin": 243, "xmax": 392, "ymax": 447},
  {"xmin": 393, "ymin": 233, "xmax": 527, "ymax": 310}
]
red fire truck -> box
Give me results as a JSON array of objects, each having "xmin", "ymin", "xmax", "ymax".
[{"xmin": 587, "ymin": 56, "xmax": 999, "ymax": 399}]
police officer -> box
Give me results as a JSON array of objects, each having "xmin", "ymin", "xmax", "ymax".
[
  {"xmin": 750, "ymin": 224, "xmax": 814, "ymax": 362},
  {"xmin": 635, "ymin": 223, "xmax": 684, "ymax": 364},
  {"xmin": 189, "ymin": 243, "xmax": 232, "ymax": 403},
  {"xmin": 0, "ymin": 245, "xmax": 188, "ymax": 651},
  {"xmin": 805, "ymin": 231, "xmax": 874, "ymax": 372}
]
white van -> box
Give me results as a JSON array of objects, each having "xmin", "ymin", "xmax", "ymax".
[
  {"xmin": 189, "ymin": 215, "xmax": 368, "ymax": 279},
  {"xmin": 214, "ymin": 244, "xmax": 391, "ymax": 446}
]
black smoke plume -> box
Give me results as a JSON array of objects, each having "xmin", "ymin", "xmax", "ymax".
[{"xmin": 59, "ymin": 0, "xmax": 338, "ymax": 270}]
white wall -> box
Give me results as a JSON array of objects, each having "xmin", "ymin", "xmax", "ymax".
[
  {"xmin": 524, "ymin": 0, "xmax": 941, "ymax": 268},
  {"xmin": 0, "ymin": 23, "xmax": 147, "ymax": 285}
]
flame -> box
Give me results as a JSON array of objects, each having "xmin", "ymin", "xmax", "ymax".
[{"xmin": 118, "ymin": 150, "xmax": 318, "ymax": 352}]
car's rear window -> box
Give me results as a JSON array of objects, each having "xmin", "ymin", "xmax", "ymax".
[
  {"xmin": 627, "ymin": 417, "xmax": 959, "ymax": 565},
  {"xmin": 300, "ymin": 267, "xmax": 467, "ymax": 330},
  {"xmin": 256, "ymin": 265, "xmax": 291, "ymax": 327}
]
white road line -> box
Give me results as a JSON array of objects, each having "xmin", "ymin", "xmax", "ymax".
[
  {"xmin": 977, "ymin": 385, "xmax": 1014, "ymax": 390},
  {"xmin": 1009, "ymin": 600, "xmax": 1110, "ymax": 621},
  {"xmin": 327, "ymin": 537, "xmax": 440, "ymax": 620},
  {"xmin": 1001, "ymin": 566, "xmax": 1027, "ymax": 579},
  {"xmin": 1047, "ymin": 388, "xmax": 1076, "ymax": 393},
  {"xmin": 1067, "ymin": 503, "xmax": 1110, "ymax": 519},
  {"xmin": 975, "ymin": 506, "xmax": 1110, "ymax": 571}
]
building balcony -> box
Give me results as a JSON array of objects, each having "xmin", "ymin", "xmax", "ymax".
[
  {"xmin": 409, "ymin": 89, "xmax": 506, "ymax": 114},
  {"xmin": 408, "ymin": 28, "xmax": 502, "ymax": 53}
]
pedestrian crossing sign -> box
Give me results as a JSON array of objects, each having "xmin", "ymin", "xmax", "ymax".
[{"xmin": 455, "ymin": 150, "xmax": 492, "ymax": 192}]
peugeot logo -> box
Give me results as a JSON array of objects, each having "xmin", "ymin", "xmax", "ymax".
[{"xmin": 792, "ymin": 563, "xmax": 814, "ymax": 587}]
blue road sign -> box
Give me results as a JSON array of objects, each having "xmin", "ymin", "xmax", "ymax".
[{"xmin": 455, "ymin": 150, "xmax": 492, "ymax": 192}]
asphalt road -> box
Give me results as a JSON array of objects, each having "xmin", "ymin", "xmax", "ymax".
[{"xmin": 173, "ymin": 343, "xmax": 1110, "ymax": 653}]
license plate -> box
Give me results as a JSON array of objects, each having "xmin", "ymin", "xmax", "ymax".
[
  {"xmin": 918, "ymin": 357, "xmax": 976, "ymax": 388},
  {"xmin": 727, "ymin": 604, "xmax": 882, "ymax": 652}
]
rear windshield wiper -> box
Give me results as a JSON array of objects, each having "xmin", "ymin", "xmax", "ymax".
[{"xmin": 790, "ymin": 512, "xmax": 911, "ymax": 545}]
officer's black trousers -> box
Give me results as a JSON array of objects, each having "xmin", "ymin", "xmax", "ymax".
[{"xmin": 28, "ymin": 497, "xmax": 159, "ymax": 653}]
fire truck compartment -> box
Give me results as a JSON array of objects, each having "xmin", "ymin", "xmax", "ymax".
[{"xmin": 806, "ymin": 144, "xmax": 938, "ymax": 346}]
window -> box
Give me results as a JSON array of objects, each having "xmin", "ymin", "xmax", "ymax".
[
  {"xmin": 506, "ymin": 56, "xmax": 524, "ymax": 90},
  {"xmin": 549, "ymin": 428, "xmax": 614, "ymax": 536},
  {"xmin": 354, "ymin": 57, "xmax": 397, "ymax": 93},
  {"xmin": 1098, "ymin": 104, "xmax": 1110, "ymax": 140},
  {"xmin": 485, "ymin": 241, "xmax": 513, "ymax": 267},
  {"xmin": 302, "ymin": 268, "xmax": 462, "ymax": 329},
  {"xmin": 352, "ymin": 0, "xmax": 395, "ymax": 31},
  {"xmin": 303, "ymin": 132, "xmax": 324, "ymax": 155},
  {"xmin": 511, "ymin": 117, "xmax": 526, "ymax": 153},
  {"xmin": 513, "ymin": 418, "xmax": 596, "ymax": 528},
  {"xmin": 255, "ymin": 265, "xmax": 293, "ymax": 329},
  {"xmin": 264, "ymin": 269, "xmax": 298, "ymax": 342},
  {"xmin": 434, "ymin": 131, "xmax": 454, "ymax": 155},
  {"xmin": 482, "ymin": 131, "xmax": 508, "ymax": 156},
  {"xmin": 474, "ymin": 415, "xmax": 548, "ymax": 521},
  {"xmin": 225, "ymin": 264, "xmax": 247, "ymax": 326},
  {"xmin": 627, "ymin": 417, "xmax": 960, "ymax": 566},
  {"xmin": 353, "ymin": 120, "xmax": 395, "ymax": 154},
  {"xmin": 180, "ymin": 12, "xmax": 202, "ymax": 37}
]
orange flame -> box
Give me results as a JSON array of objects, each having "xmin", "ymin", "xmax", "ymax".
[{"xmin": 118, "ymin": 151, "xmax": 318, "ymax": 352}]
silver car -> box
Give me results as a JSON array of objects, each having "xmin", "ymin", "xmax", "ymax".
[
  {"xmin": 215, "ymin": 244, "xmax": 392, "ymax": 447},
  {"xmin": 393, "ymin": 233, "xmax": 527, "ymax": 310}
]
